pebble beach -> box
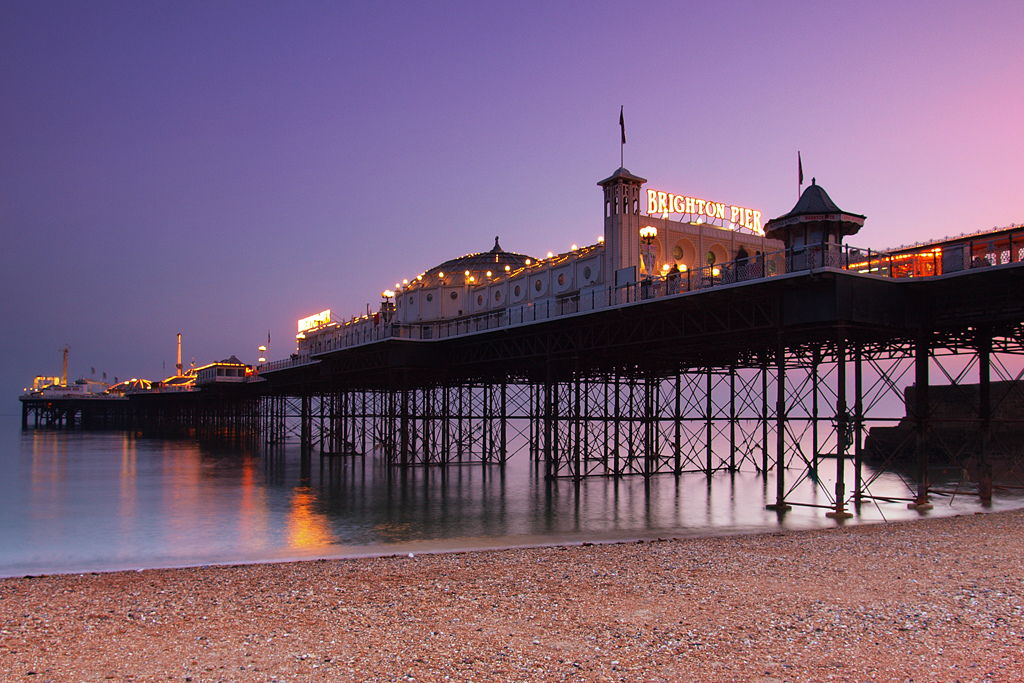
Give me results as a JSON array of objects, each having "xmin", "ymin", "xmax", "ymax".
[{"xmin": 2, "ymin": 509, "xmax": 1022, "ymax": 682}]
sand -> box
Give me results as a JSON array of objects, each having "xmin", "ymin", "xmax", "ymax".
[{"xmin": 2, "ymin": 509, "xmax": 1023, "ymax": 682}]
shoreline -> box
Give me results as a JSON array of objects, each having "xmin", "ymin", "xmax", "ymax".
[
  {"xmin": 8, "ymin": 486, "xmax": 1020, "ymax": 581},
  {"xmin": 3, "ymin": 508, "xmax": 1023, "ymax": 681},
  {"xmin": 0, "ymin": 504, "xmax": 988, "ymax": 581}
]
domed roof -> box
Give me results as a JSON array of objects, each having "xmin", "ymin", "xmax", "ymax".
[
  {"xmin": 789, "ymin": 181, "xmax": 841, "ymax": 215},
  {"xmin": 597, "ymin": 167, "xmax": 647, "ymax": 187},
  {"xmin": 765, "ymin": 178, "xmax": 865, "ymax": 238},
  {"xmin": 410, "ymin": 237, "xmax": 537, "ymax": 288}
]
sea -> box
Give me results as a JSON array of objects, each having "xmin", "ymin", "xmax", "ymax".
[{"xmin": 2, "ymin": 413, "xmax": 1020, "ymax": 578}]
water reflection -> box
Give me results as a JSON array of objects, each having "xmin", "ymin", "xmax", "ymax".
[
  {"xmin": 238, "ymin": 455, "xmax": 270, "ymax": 551},
  {"xmin": 1, "ymin": 415, "xmax": 1021, "ymax": 577},
  {"xmin": 117, "ymin": 433, "xmax": 137, "ymax": 553},
  {"xmin": 286, "ymin": 488, "xmax": 335, "ymax": 549}
]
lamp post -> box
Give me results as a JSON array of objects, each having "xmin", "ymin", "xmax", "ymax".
[
  {"xmin": 640, "ymin": 226, "xmax": 658, "ymax": 278},
  {"xmin": 257, "ymin": 345, "xmax": 267, "ymax": 364},
  {"xmin": 381, "ymin": 289, "xmax": 395, "ymax": 324}
]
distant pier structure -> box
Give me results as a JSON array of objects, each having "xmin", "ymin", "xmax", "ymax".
[{"xmin": 22, "ymin": 167, "xmax": 1024, "ymax": 516}]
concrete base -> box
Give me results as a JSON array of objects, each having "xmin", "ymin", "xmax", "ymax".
[
  {"xmin": 825, "ymin": 510, "xmax": 854, "ymax": 519},
  {"xmin": 907, "ymin": 502, "xmax": 934, "ymax": 511},
  {"xmin": 766, "ymin": 503, "xmax": 791, "ymax": 512}
]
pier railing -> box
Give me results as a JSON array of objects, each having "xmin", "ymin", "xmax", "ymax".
[{"xmin": 258, "ymin": 240, "xmax": 1012, "ymax": 374}]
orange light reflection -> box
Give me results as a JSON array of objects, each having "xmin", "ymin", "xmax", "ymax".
[{"xmin": 286, "ymin": 488, "xmax": 335, "ymax": 549}]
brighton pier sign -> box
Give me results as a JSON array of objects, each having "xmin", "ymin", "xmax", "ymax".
[
  {"xmin": 646, "ymin": 189, "xmax": 763, "ymax": 236},
  {"xmin": 297, "ymin": 309, "xmax": 332, "ymax": 333}
]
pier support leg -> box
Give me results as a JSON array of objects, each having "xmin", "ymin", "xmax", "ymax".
[
  {"xmin": 761, "ymin": 357, "xmax": 769, "ymax": 475},
  {"xmin": 400, "ymin": 386, "xmax": 410, "ymax": 467},
  {"xmin": 704, "ymin": 367, "xmax": 713, "ymax": 475},
  {"xmin": 674, "ymin": 371, "xmax": 682, "ymax": 475},
  {"xmin": 613, "ymin": 374, "xmax": 621, "ymax": 477},
  {"xmin": 729, "ymin": 365, "xmax": 737, "ymax": 472},
  {"xmin": 500, "ymin": 382, "xmax": 508, "ymax": 465},
  {"xmin": 646, "ymin": 372, "xmax": 657, "ymax": 478},
  {"xmin": 811, "ymin": 348, "xmax": 819, "ymax": 475},
  {"xmin": 573, "ymin": 370, "xmax": 582, "ymax": 480},
  {"xmin": 909, "ymin": 335, "xmax": 933, "ymax": 510},
  {"xmin": 544, "ymin": 367, "xmax": 555, "ymax": 480},
  {"xmin": 854, "ymin": 342, "xmax": 864, "ymax": 507},
  {"xmin": 767, "ymin": 335, "xmax": 791, "ymax": 512},
  {"xmin": 977, "ymin": 327, "xmax": 993, "ymax": 504},
  {"xmin": 827, "ymin": 334, "xmax": 853, "ymax": 519}
]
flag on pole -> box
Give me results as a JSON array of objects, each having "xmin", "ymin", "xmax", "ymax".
[
  {"xmin": 267, "ymin": 330, "xmax": 271, "ymax": 345},
  {"xmin": 798, "ymin": 151, "xmax": 803, "ymax": 186},
  {"xmin": 619, "ymin": 106, "xmax": 626, "ymax": 145}
]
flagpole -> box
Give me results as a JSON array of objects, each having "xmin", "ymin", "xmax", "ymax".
[
  {"xmin": 619, "ymin": 106, "xmax": 625, "ymax": 168},
  {"xmin": 798, "ymin": 151, "xmax": 804, "ymax": 200}
]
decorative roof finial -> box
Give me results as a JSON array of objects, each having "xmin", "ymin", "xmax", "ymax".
[
  {"xmin": 493, "ymin": 235, "xmax": 502, "ymax": 252},
  {"xmin": 811, "ymin": 177, "xmax": 816, "ymax": 186}
]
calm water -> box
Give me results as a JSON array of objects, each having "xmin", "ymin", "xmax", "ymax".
[{"xmin": 1, "ymin": 414, "xmax": 1020, "ymax": 577}]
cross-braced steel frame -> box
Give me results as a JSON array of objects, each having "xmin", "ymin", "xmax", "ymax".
[
  {"xmin": 256, "ymin": 265, "xmax": 1024, "ymax": 516},
  {"xmin": 263, "ymin": 320, "xmax": 1024, "ymax": 517}
]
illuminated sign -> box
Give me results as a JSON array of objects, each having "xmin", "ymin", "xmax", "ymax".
[
  {"xmin": 646, "ymin": 189, "xmax": 763, "ymax": 235},
  {"xmin": 297, "ymin": 309, "xmax": 332, "ymax": 333}
]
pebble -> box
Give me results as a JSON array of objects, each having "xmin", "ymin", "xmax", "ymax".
[{"xmin": 1, "ymin": 509, "xmax": 1023, "ymax": 681}]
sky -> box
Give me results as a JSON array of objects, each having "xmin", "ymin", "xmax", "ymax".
[{"xmin": 2, "ymin": 0, "xmax": 1022, "ymax": 404}]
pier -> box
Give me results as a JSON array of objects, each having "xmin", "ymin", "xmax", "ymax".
[
  {"xmin": 20, "ymin": 170, "xmax": 1024, "ymax": 518},
  {"xmin": 254, "ymin": 257, "xmax": 1024, "ymax": 515}
]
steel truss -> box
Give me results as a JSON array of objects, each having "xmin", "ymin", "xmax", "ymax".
[{"xmin": 264, "ymin": 321, "xmax": 1024, "ymax": 517}]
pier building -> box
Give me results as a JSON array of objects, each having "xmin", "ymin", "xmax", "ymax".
[{"xmin": 291, "ymin": 167, "xmax": 783, "ymax": 360}]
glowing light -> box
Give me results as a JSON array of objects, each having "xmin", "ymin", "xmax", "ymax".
[
  {"xmin": 297, "ymin": 310, "xmax": 331, "ymax": 333},
  {"xmin": 403, "ymin": 279, "xmax": 408, "ymax": 285},
  {"xmin": 504, "ymin": 265, "xmax": 511, "ymax": 271},
  {"xmin": 486, "ymin": 271, "xmax": 492, "ymax": 277},
  {"xmin": 438, "ymin": 272, "xmax": 445, "ymax": 278},
  {"xmin": 469, "ymin": 276, "xmax": 475, "ymax": 282},
  {"xmin": 571, "ymin": 244, "xmax": 578, "ymax": 251},
  {"xmin": 258, "ymin": 345, "xmax": 266, "ymax": 352},
  {"xmin": 646, "ymin": 188, "xmax": 763, "ymax": 235},
  {"xmin": 679, "ymin": 264, "xmax": 688, "ymax": 272},
  {"xmin": 640, "ymin": 226, "xmax": 658, "ymax": 243},
  {"xmin": 464, "ymin": 270, "xmax": 470, "ymax": 276},
  {"xmin": 547, "ymin": 252, "xmax": 554, "ymax": 258},
  {"xmin": 712, "ymin": 267, "xmax": 720, "ymax": 276},
  {"xmin": 597, "ymin": 235, "xmax": 604, "ymax": 243},
  {"xmin": 525, "ymin": 259, "xmax": 531, "ymax": 265},
  {"xmin": 661, "ymin": 263, "xmax": 671, "ymax": 272}
]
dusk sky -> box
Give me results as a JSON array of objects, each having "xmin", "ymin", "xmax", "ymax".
[{"xmin": 2, "ymin": 1, "xmax": 1022, "ymax": 403}]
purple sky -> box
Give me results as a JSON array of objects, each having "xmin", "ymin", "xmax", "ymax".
[{"xmin": 2, "ymin": 1, "xmax": 1022, "ymax": 402}]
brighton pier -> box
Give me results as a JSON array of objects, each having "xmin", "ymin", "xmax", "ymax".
[{"xmin": 21, "ymin": 167, "xmax": 1024, "ymax": 518}]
